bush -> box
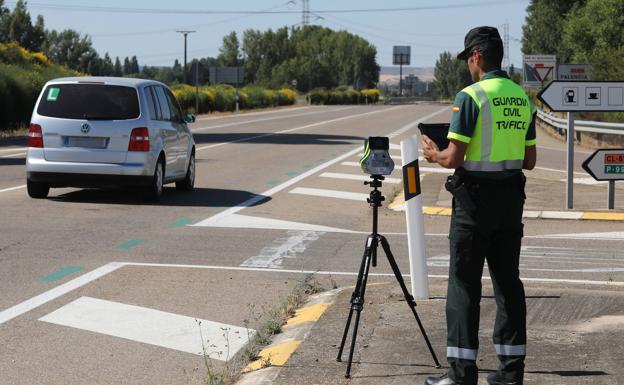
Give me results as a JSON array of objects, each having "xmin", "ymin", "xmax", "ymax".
[
  {"xmin": 0, "ymin": 43, "xmax": 80, "ymax": 131},
  {"xmin": 309, "ymin": 87, "xmax": 380, "ymax": 105}
]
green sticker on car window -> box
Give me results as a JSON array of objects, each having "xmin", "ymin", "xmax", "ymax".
[{"xmin": 47, "ymin": 87, "xmax": 60, "ymax": 101}]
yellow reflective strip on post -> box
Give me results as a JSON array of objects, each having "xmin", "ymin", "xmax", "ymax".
[{"xmin": 407, "ymin": 167, "xmax": 417, "ymax": 194}]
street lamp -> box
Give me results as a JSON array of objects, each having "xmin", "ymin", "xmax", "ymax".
[{"xmin": 176, "ymin": 30, "xmax": 196, "ymax": 84}]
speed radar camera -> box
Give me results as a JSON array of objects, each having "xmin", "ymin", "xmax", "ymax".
[{"xmin": 360, "ymin": 137, "xmax": 395, "ymax": 176}]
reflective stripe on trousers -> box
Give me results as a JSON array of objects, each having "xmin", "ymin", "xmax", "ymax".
[
  {"xmin": 495, "ymin": 344, "xmax": 526, "ymax": 356},
  {"xmin": 447, "ymin": 347, "xmax": 478, "ymax": 360}
]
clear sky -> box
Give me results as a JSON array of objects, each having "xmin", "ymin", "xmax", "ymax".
[{"xmin": 7, "ymin": 0, "xmax": 530, "ymax": 68}]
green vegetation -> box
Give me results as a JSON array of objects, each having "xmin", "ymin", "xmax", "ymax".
[
  {"xmin": 431, "ymin": 52, "xmax": 472, "ymax": 100},
  {"xmin": 0, "ymin": 42, "xmax": 80, "ymax": 130},
  {"xmin": 523, "ymin": 0, "xmax": 624, "ymax": 121},
  {"xmin": 309, "ymin": 87, "xmax": 380, "ymax": 105},
  {"xmin": 172, "ymin": 84, "xmax": 297, "ymax": 114}
]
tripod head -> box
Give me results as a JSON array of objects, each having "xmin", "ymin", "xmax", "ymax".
[{"xmin": 365, "ymin": 175, "xmax": 385, "ymax": 208}]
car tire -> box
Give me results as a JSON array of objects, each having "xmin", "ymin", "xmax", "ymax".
[
  {"xmin": 176, "ymin": 153, "xmax": 195, "ymax": 192},
  {"xmin": 27, "ymin": 179, "xmax": 49, "ymax": 199},
  {"xmin": 145, "ymin": 158, "xmax": 164, "ymax": 201}
]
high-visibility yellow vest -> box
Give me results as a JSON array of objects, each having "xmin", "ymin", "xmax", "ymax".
[{"xmin": 449, "ymin": 78, "xmax": 535, "ymax": 172}]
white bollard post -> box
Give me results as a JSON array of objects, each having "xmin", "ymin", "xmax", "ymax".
[{"xmin": 400, "ymin": 135, "xmax": 429, "ymax": 299}]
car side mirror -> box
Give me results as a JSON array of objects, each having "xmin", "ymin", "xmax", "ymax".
[{"xmin": 183, "ymin": 114, "xmax": 196, "ymax": 123}]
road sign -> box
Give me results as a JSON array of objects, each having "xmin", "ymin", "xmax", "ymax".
[
  {"xmin": 209, "ymin": 66, "xmax": 244, "ymax": 85},
  {"xmin": 393, "ymin": 46, "xmax": 411, "ymax": 65},
  {"xmin": 523, "ymin": 55, "xmax": 556, "ymax": 88},
  {"xmin": 538, "ymin": 81, "xmax": 624, "ymax": 112},
  {"xmin": 583, "ymin": 149, "xmax": 624, "ymax": 181},
  {"xmin": 558, "ymin": 64, "xmax": 592, "ymax": 81}
]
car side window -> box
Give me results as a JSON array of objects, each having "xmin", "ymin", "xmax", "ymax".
[
  {"xmin": 144, "ymin": 86, "xmax": 161, "ymax": 120},
  {"xmin": 154, "ymin": 86, "xmax": 172, "ymax": 122},
  {"xmin": 164, "ymin": 89, "xmax": 183, "ymax": 123}
]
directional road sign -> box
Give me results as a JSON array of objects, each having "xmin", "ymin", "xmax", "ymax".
[
  {"xmin": 538, "ymin": 81, "xmax": 624, "ymax": 112},
  {"xmin": 582, "ymin": 149, "xmax": 624, "ymax": 181}
]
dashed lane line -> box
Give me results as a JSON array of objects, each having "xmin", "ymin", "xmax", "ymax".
[
  {"xmin": 0, "ymin": 185, "xmax": 26, "ymax": 193},
  {"xmin": 320, "ymin": 172, "xmax": 402, "ymax": 184},
  {"xmin": 289, "ymin": 187, "xmax": 369, "ymax": 202},
  {"xmin": 194, "ymin": 106, "xmax": 403, "ymax": 152},
  {"xmin": 191, "ymin": 106, "xmax": 354, "ymax": 133}
]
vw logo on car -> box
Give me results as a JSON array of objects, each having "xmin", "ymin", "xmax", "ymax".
[{"xmin": 80, "ymin": 123, "xmax": 90, "ymax": 134}]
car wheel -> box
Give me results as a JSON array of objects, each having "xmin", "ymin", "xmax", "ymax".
[
  {"xmin": 27, "ymin": 179, "xmax": 49, "ymax": 199},
  {"xmin": 176, "ymin": 153, "xmax": 195, "ymax": 191},
  {"xmin": 145, "ymin": 158, "xmax": 164, "ymax": 201}
]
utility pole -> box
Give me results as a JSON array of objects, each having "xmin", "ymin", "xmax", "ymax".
[
  {"xmin": 502, "ymin": 22, "xmax": 510, "ymax": 71},
  {"xmin": 302, "ymin": 0, "xmax": 310, "ymax": 25},
  {"xmin": 176, "ymin": 30, "xmax": 196, "ymax": 84}
]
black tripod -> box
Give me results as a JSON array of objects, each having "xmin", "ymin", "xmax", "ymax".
[{"xmin": 336, "ymin": 175, "xmax": 441, "ymax": 378}]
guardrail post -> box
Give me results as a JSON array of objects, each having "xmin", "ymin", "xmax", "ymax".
[
  {"xmin": 566, "ymin": 112, "xmax": 575, "ymax": 209},
  {"xmin": 608, "ymin": 181, "xmax": 615, "ymax": 209}
]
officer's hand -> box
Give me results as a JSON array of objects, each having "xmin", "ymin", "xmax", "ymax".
[{"xmin": 421, "ymin": 135, "xmax": 439, "ymax": 163}]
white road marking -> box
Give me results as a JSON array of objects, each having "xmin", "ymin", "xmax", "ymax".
[
  {"xmin": 419, "ymin": 167, "xmax": 454, "ymax": 174},
  {"xmin": 320, "ymin": 172, "xmax": 401, "ymax": 184},
  {"xmin": 341, "ymin": 161, "xmax": 404, "ymax": 169},
  {"xmin": 540, "ymin": 211, "xmax": 584, "ymax": 220},
  {"xmin": 39, "ymin": 296, "xmax": 253, "ymax": 360},
  {"xmin": 0, "ymin": 185, "xmax": 26, "ymax": 193},
  {"xmin": 193, "ymin": 107, "xmax": 450, "ymax": 225},
  {"xmin": 559, "ymin": 177, "xmax": 608, "ymax": 186},
  {"xmin": 541, "ymin": 232, "xmax": 624, "ymax": 241},
  {"xmin": 192, "ymin": 213, "xmax": 357, "ymax": 233},
  {"xmin": 241, "ymin": 230, "xmax": 323, "ymax": 268},
  {"xmin": 534, "ymin": 166, "xmax": 586, "ymax": 175},
  {"xmin": 0, "ymin": 147, "xmax": 27, "ymax": 154},
  {"xmin": 192, "ymin": 106, "xmax": 353, "ymax": 132},
  {"xmin": 289, "ymin": 187, "xmax": 369, "ymax": 202},
  {"xmin": 194, "ymin": 106, "xmax": 312, "ymax": 122},
  {"xmin": 195, "ymin": 106, "xmax": 398, "ymax": 151},
  {"xmin": 389, "ymin": 143, "xmax": 402, "ymax": 150},
  {"xmin": 0, "ymin": 152, "xmax": 26, "ymax": 158},
  {"xmin": 3, "ymin": 259, "xmax": 623, "ymax": 325},
  {"xmin": 0, "ymin": 262, "xmax": 124, "ymax": 326}
]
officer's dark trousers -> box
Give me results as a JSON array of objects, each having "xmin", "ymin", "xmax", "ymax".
[{"xmin": 446, "ymin": 173, "xmax": 527, "ymax": 385}]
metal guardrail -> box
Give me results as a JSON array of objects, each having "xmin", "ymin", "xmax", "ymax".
[{"xmin": 537, "ymin": 108, "xmax": 624, "ymax": 135}]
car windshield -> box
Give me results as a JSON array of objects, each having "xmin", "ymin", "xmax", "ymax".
[{"xmin": 37, "ymin": 83, "xmax": 140, "ymax": 120}]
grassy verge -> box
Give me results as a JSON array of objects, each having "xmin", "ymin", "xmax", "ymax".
[{"xmin": 199, "ymin": 275, "xmax": 326, "ymax": 385}]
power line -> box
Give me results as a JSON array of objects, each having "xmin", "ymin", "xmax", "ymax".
[{"xmin": 6, "ymin": 1, "xmax": 529, "ymax": 15}]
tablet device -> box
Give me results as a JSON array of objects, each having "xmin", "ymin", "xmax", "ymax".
[{"xmin": 418, "ymin": 123, "xmax": 450, "ymax": 150}]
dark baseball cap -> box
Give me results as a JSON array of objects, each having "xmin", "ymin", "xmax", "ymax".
[{"xmin": 457, "ymin": 26, "xmax": 503, "ymax": 60}]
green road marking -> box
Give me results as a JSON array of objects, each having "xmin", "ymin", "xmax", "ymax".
[
  {"xmin": 172, "ymin": 217, "xmax": 193, "ymax": 227},
  {"xmin": 286, "ymin": 171, "xmax": 298, "ymax": 177},
  {"xmin": 303, "ymin": 164, "xmax": 312, "ymax": 169},
  {"xmin": 39, "ymin": 266, "xmax": 82, "ymax": 282},
  {"xmin": 117, "ymin": 239, "xmax": 144, "ymax": 250},
  {"xmin": 318, "ymin": 159, "xmax": 327, "ymax": 163},
  {"xmin": 267, "ymin": 179, "xmax": 281, "ymax": 185}
]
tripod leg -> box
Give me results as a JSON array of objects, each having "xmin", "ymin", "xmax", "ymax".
[
  {"xmin": 379, "ymin": 236, "xmax": 442, "ymax": 368},
  {"xmin": 337, "ymin": 235, "xmax": 373, "ymax": 362}
]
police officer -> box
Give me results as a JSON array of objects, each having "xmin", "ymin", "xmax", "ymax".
[{"xmin": 421, "ymin": 26, "xmax": 536, "ymax": 385}]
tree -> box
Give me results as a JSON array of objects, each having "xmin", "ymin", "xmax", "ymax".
[
  {"xmin": 521, "ymin": 0, "xmax": 586, "ymax": 62},
  {"xmin": 100, "ymin": 53, "xmax": 114, "ymax": 76},
  {"xmin": 563, "ymin": 0, "xmax": 624, "ymax": 80},
  {"xmin": 432, "ymin": 52, "xmax": 472, "ymax": 99},
  {"xmin": 130, "ymin": 55, "xmax": 139, "ymax": 74},
  {"xmin": 5, "ymin": 0, "xmax": 45, "ymax": 51},
  {"xmin": 0, "ymin": 1, "xmax": 10, "ymax": 43},
  {"xmin": 113, "ymin": 56, "xmax": 122, "ymax": 76},
  {"xmin": 218, "ymin": 31, "xmax": 240, "ymax": 66},
  {"xmin": 123, "ymin": 56, "xmax": 131, "ymax": 75},
  {"xmin": 43, "ymin": 29, "xmax": 99, "ymax": 73}
]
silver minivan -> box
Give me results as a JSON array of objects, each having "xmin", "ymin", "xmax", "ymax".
[{"xmin": 26, "ymin": 77, "xmax": 196, "ymax": 201}]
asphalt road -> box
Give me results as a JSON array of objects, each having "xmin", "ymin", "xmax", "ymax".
[{"xmin": 0, "ymin": 104, "xmax": 622, "ymax": 385}]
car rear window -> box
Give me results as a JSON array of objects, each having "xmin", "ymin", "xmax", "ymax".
[{"xmin": 37, "ymin": 83, "xmax": 140, "ymax": 120}]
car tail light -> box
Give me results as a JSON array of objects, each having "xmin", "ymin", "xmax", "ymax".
[
  {"xmin": 28, "ymin": 123, "xmax": 43, "ymax": 148},
  {"xmin": 128, "ymin": 127, "xmax": 150, "ymax": 152}
]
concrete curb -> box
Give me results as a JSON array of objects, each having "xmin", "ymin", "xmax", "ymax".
[
  {"xmin": 235, "ymin": 289, "xmax": 341, "ymax": 385},
  {"xmin": 388, "ymin": 193, "xmax": 624, "ymax": 221}
]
